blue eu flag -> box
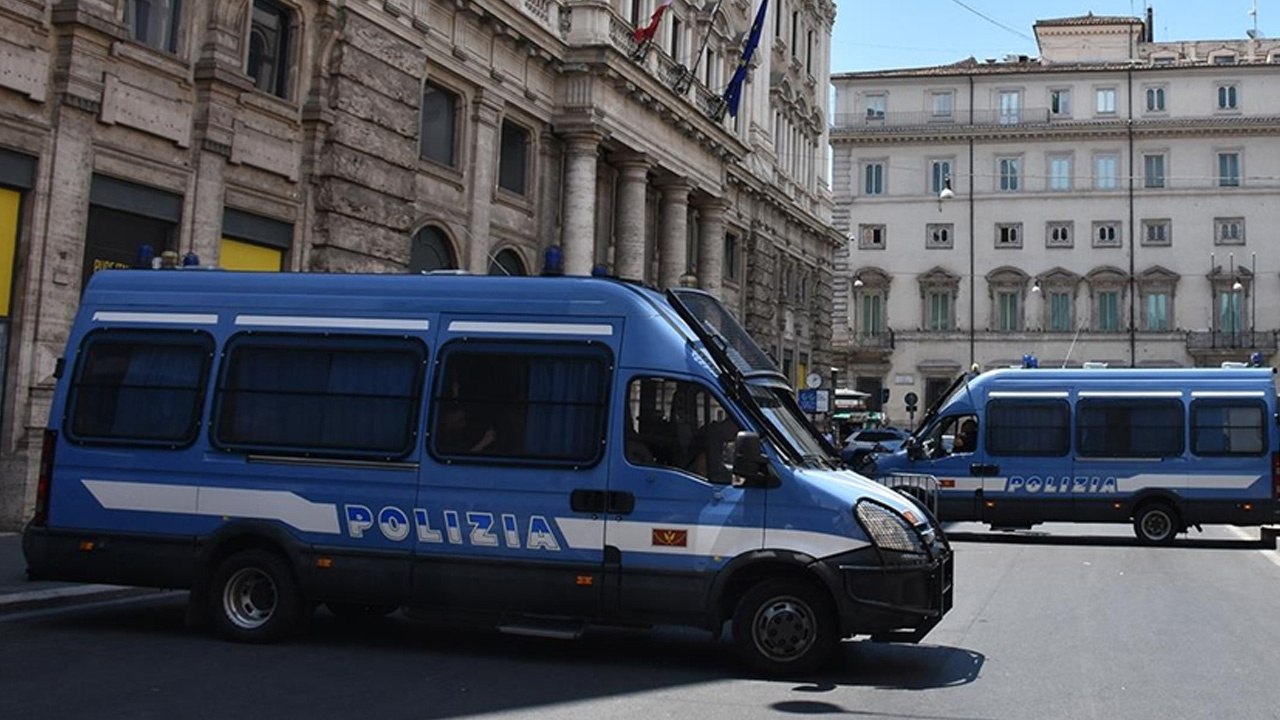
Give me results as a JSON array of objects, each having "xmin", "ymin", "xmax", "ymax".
[{"xmin": 722, "ymin": 0, "xmax": 769, "ymax": 118}]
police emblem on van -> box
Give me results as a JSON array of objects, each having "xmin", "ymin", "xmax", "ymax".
[{"xmin": 652, "ymin": 528, "xmax": 688, "ymax": 547}]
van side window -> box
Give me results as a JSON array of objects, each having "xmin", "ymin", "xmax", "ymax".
[
  {"xmin": 68, "ymin": 330, "xmax": 214, "ymax": 445},
  {"xmin": 431, "ymin": 343, "xmax": 610, "ymax": 464},
  {"xmin": 1191, "ymin": 400, "xmax": 1265, "ymax": 456},
  {"xmin": 626, "ymin": 377, "xmax": 741, "ymax": 484},
  {"xmin": 214, "ymin": 335, "xmax": 427, "ymax": 459},
  {"xmin": 986, "ymin": 399, "xmax": 1069, "ymax": 456},
  {"xmin": 1077, "ymin": 398, "xmax": 1184, "ymax": 458}
]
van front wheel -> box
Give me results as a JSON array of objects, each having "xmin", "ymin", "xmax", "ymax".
[
  {"xmin": 732, "ymin": 580, "xmax": 837, "ymax": 677},
  {"xmin": 209, "ymin": 549, "xmax": 303, "ymax": 643},
  {"xmin": 1133, "ymin": 502, "xmax": 1179, "ymax": 545}
]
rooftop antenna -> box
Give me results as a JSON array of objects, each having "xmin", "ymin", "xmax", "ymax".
[{"xmin": 1248, "ymin": 0, "xmax": 1260, "ymax": 39}]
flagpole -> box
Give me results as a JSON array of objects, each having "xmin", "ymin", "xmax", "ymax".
[{"xmin": 675, "ymin": 0, "xmax": 725, "ymax": 94}]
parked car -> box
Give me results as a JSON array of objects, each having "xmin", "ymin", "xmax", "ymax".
[{"xmin": 841, "ymin": 427, "xmax": 911, "ymax": 471}]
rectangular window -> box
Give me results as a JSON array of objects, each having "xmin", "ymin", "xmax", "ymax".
[
  {"xmin": 987, "ymin": 399, "xmax": 1070, "ymax": 456},
  {"xmin": 1093, "ymin": 222, "xmax": 1120, "ymax": 247},
  {"xmin": 1050, "ymin": 88, "xmax": 1071, "ymax": 116},
  {"xmin": 1215, "ymin": 217, "xmax": 1244, "ymax": 245},
  {"xmin": 1094, "ymin": 154, "xmax": 1118, "ymax": 189},
  {"xmin": 69, "ymin": 331, "xmax": 214, "ymax": 445},
  {"xmin": 1218, "ymin": 152, "xmax": 1240, "ymax": 187},
  {"xmin": 926, "ymin": 223, "xmax": 953, "ymax": 249},
  {"xmin": 858, "ymin": 224, "xmax": 885, "ymax": 249},
  {"xmin": 861, "ymin": 294, "xmax": 883, "ymax": 336},
  {"xmin": 1143, "ymin": 154, "xmax": 1165, "ymax": 188},
  {"xmin": 1049, "ymin": 155, "xmax": 1072, "ymax": 191},
  {"xmin": 1098, "ymin": 291, "xmax": 1121, "ymax": 331},
  {"xmin": 931, "ymin": 91, "xmax": 953, "ymax": 117},
  {"xmin": 928, "ymin": 292, "xmax": 951, "ymax": 331},
  {"xmin": 215, "ymin": 335, "xmax": 427, "ymax": 458},
  {"xmin": 865, "ymin": 94, "xmax": 886, "ymax": 119},
  {"xmin": 1077, "ymin": 399, "xmax": 1184, "ymax": 458},
  {"xmin": 1221, "ymin": 291, "xmax": 1243, "ymax": 333},
  {"xmin": 996, "ymin": 223, "xmax": 1021, "ymax": 248},
  {"xmin": 126, "ymin": 0, "xmax": 182, "ymax": 54},
  {"xmin": 997, "ymin": 291, "xmax": 1020, "ymax": 331},
  {"xmin": 420, "ymin": 82, "xmax": 458, "ymax": 166},
  {"xmin": 498, "ymin": 119, "xmax": 530, "ymax": 195},
  {"xmin": 1142, "ymin": 219, "xmax": 1171, "ymax": 246},
  {"xmin": 670, "ymin": 16, "xmax": 682, "ymax": 60},
  {"xmin": 1191, "ymin": 400, "xmax": 1264, "ymax": 456},
  {"xmin": 1145, "ymin": 86, "xmax": 1166, "ymax": 112},
  {"xmin": 247, "ymin": 0, "xmax": 291, "ymax": 98},
  {"xmin": 929, "ymin": 159, "xmax": 952, "ymax": 194},
  {"xmin": 998, "ymin": 90, "xmax": 1020, "ymax": 124},
  {"xmin": 723, "ymin": 233, "xmax": 739, "ymax": 281},
  {"xmin": 997, "ymin": 157, "xmax": 1020, "ymax": 191},
  {"xmin": 1095, "ymin": 87, "xmax": 1117, "ymax": 114},
  {"xmin": 1050, "ymin": 292, "xmax": 1072, "ymax": 331},
  {"xmin": 432, "ymin": 344, "xmax": 610, "ymax": 463},
  {"xmin": 1217, "ymin": 84, "xmax": 1239, "ymax": 110},
  {"xmin": 1047, "ymin": 221, "xmax": 1073, "ymax": 248},
  {"xmin": 863, "ymin": 162, "xmax": 884, "ymax": 194},
  {"xmin": 1146, "ymin": 292, "xmax": 1169, "ymax": 331}
]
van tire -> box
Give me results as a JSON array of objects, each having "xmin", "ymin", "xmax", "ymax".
[
  {"xmin": 209, "ymin": 549, "xmax": 303, "ymax": 643},
  {"xmin": 1133, "ymin": 502, "xmax": 1179, "ymax": 545},
  {"xmin": 732, "ymin": 579, "xmax": 837, "ymax": 677}
]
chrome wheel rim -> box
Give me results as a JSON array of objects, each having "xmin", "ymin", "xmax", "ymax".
[
  {"xmin": 222, "ymin": 567, "xmax": 277, "ymax": 630},
  {"xmin": 752, "ymin": 595, "xmax": 817, "ymax": 662}
]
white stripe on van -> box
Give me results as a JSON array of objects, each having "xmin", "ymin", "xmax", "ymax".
[
  {"xmin": 1190, "ymin": 390, "xmax": 1266, "ymax": 398},
  {"xmin": 988, "ymin": 391, "xmax": 1069, "ymax": 398},
  {"xmin": 1078, "ymin": 391, "xmax": 1182, "ymax": 398},
  {"xmin": 235, "ymin": 315, "xmax": 430, "ymax": 331},
  {"xmin": 976, "ymin": 474, "xmax": 1261, "ymax": 493},
  {"xmin": 447, "ymin": 321, "xmax": 613, "ymax": 336},
  {"xmin": 92, "ymin": 312, "xmax": 218, "ymax": 325},
  {"xmin": 555, "ymin": 518, "xmax": 867, "ymax": 557},
  {"xmin": 81, "ymin": 480, "xmax": 341, "ymax": 534}
]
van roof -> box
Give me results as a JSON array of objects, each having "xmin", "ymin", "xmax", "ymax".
[{"xmin": 973, "ymin": 365, "xmax": 1277, "ymax": 387}]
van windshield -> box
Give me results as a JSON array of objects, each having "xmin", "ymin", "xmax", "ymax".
[
  {"xmin": 667, "ymin": 289, "xmax": 779, "ymax": 377},
  {"xmin": 745, "ymin": 384, "xmax": 835, "ymax": 468}
]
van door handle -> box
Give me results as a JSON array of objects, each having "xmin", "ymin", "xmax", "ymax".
[
  {"xmin": 570, "ymin": 489, "xmax": 607, "ymax": 513},
  {"xmin": 606, "ymin": 491, "xmax": 636, "ymax": 515},
  {"xmin": 970, "ymin": 463, "xmax": 999, "ymax": 477}
]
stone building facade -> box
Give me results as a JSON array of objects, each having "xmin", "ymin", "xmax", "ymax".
[
  {"xmin": 830, "ymin": 13, "xmax": 1280, "ymax": 424},
  {"xmin": 0, "ymin": 0, "xmax": 839, "ymax": 528}
]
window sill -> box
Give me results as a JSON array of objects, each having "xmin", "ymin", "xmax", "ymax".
[
  {"xmin": 110, "ymin": 39, "xmax": 191, "ymax": 83},
  {"xmin": 417, "ymin": 157, "xmax": 466, "ymax": 190},
  {"xmin": 494, "ymin": 186, "xmax": 534, "ymax": 215},
  {"xmin": 239, "ymin": 88, "xmax": 301, "ymax": 123}
]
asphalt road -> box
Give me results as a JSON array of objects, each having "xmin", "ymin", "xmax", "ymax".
[{"xmin": 2, "ymin": 522, "xmax": 1277, "ymax": 720}]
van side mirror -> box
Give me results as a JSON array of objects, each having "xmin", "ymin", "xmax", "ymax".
[{"xmin": 731, "ymin": 431, "xmax": 771, "ymax": 488}]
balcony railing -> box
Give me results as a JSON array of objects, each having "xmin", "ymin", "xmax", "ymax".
[
  {"xmin": 1185, "ymin": 330, "xmax": 1277, "ymax": 351},
  {"xmin": 849, "ymin": 329, "xmax": 895, "ymax": 350},
  {"xmin": 832, "ymin": 108, "xmax": 1073, "ymax": 130}
]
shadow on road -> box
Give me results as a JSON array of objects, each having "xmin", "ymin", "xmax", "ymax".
[
  {"xmin": 10, "ymin": 597, "xmax": 985, "ymax": 719},
  {"xmin": 944, "ymin": 529, "xmax": 1270, "ymax": 550}
]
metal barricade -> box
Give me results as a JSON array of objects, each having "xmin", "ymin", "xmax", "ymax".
[{"xmin": 877, "ymin": 472, "xmax": 940, "ymax": 519}]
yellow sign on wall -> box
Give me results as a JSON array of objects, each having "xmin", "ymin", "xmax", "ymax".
[
  {"xmin": 0, "ymin": 188, "xmax": 20, "ymax": 316},
  {"xmin": 220, "ymin": 237, "xmax": 283, "ymax": 271}
]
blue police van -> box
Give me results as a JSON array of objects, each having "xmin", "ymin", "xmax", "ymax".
[
  {"xmin": 871, "ymin": 362, "xmax": 1280, "ymax": 544},
  {"xmin": 23, "ymin": 268, "xmax": 953, "ymax": 675}
]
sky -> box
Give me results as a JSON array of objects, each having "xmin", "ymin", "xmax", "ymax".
[{"xmin": 830, "ymin": 0, "xmax": 1268, "ymax": 73}]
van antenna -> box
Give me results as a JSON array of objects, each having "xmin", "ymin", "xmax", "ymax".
[{"xmin": 1061, "ymin": 319, "xmax": 1088, "ymax": 368}]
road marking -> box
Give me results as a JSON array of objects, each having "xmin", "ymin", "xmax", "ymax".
[{"xmin": 1227, "ymin": 526, "xmax": 1280, "ymax": 568}]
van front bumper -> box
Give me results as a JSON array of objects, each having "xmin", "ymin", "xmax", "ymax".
[{"xmin": 828, "ymin": 545, "xmax": 955, "ymax": 642}]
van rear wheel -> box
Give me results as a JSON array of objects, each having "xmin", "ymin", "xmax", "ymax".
[
  {"xmin": 209, "ymin": 549, "xmax": 303, "ymax": 643},
  {"xmin": 732, "ymin": 580, "xmax": 837, "ymax": 677},
  {"xmin": 1133, "ymin": 502, "xmax": 1179, "ymax": 545}
]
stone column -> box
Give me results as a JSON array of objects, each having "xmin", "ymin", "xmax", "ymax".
[
  {"xmin": 613, "ymin": 154, "xmax": 649, "ymax": 281},
  {"xmin": 189, "ymin": 149, "xmax": 228, "ymax": 266},
  {"xmin": 467, "ymin": 93, "xmax": 503, "ymax": 273},
  {"xmin": 561, "ymin": 131, "xmax": 602, "ymax": 276},
  {"xmin": 696, "ymin": 199, "xmax": 729, "ymax": 296},
  {"xmin": 656, "ymin": 178, "xmax": 692, "ymax": 289}
]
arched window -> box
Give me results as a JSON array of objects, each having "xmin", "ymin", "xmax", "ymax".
[
  {"xmin": 488, "ymin": 248, "xmax": 527, "ymax": 276},
  {"xmin": 409, "ymin": 226, "xmax": 456, "ymax": 273}
]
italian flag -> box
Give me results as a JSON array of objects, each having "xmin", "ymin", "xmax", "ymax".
[{"xmin": 634, "ymin": 0, "xmax": 674, "ymax": 45}]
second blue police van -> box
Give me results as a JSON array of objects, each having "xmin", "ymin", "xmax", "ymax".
[
  {"xmin": 871, "ymin": 363, "xmax": 1280, "ymax": 544},
  {"xmin": 24, "ymin": 269, "xmax": 952, "ymax": 676}
]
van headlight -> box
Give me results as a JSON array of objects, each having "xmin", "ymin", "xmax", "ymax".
[{"xmin": 855, "ymin": 500, "xmax": 927, "ymax": 561}]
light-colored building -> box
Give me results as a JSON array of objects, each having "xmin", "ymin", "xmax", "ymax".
[
  {"xmin": 0, "ymin": 0, "xmax": 838, "ymax": 529},
  {"xmin": 830, "ymin": 12, "xmax": 1280, "ymax": 423}
]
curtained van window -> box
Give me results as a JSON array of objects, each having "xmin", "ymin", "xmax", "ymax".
[
  {"xmin": 68, "ymin": 331, "xmax": 214, "ymax": 446},
  {"xmin": 1191, "ymin": 400, "xmax": 1265, "ymax": 456},
  {"xmin": 987, "ymin": 399, "xmax": 1070, "ymax": 457},
  {"xmin": 214, "ymin": 335, "xmax": 427, "ymax": 459},
  {"xmin": 431, "ymin": 343, "xmax": 611, "ymax": 465},
  {"xmin": 1077, "ymin": 398, "xmax": 1184, "ymax": 458}
]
